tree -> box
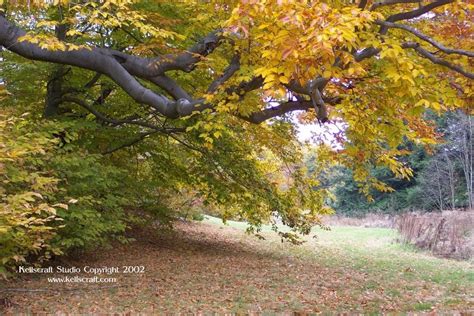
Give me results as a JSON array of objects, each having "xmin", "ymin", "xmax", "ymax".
[
  {"xmin": 448, "ymin": 111, "xmax": 474, "ymax": 209},
  {"xmin": 0, "ymin": 0, "xmax": 472, "ymax": 236},
  {"xmin": 322, "ymin": 111, "xmax": 473, "ymax": 215}
]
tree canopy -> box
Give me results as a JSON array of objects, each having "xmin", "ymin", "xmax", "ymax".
[{"xmin": 0, "ymin": 0, "xmax": 473, "ymax": 269}]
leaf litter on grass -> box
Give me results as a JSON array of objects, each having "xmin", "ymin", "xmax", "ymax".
[{"xmin": 1, "ymin": 220, "xmax": 473, "ymax": 314}]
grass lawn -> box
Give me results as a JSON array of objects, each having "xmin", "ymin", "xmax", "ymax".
[{"xmin": 1, "ymin": 216, "xmax": 473, "ymax": 314}]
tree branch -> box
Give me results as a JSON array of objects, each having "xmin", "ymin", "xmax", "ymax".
[
  {"xmin": 162, "ymin": 30, "xmax": 223, "ymax": 73},
  {"xmin": 148, "ymin": 75, "xmax": 192, "ymax": 101},
  {"xmin": 402, "ymin": 42, "xmax": 474, "ymax": 79},
  {"xmin": 207, "ymin": 53, "xmax": 241, "ymax": 93},
  {"xmin": 242, "ymin": 96, "xmax": 341, "ymax": 124},
  {"xmin": 358, "ymin": 0, "xmax": 369, "ymax": 9},
  {"xmin": 379, "ymin": 21, "xmax": 474, "ymax": 57},
  {"xmin": 0, "ymin": 15, "xmax": 222, "ymax": 119},
  {"xmin": 386, "ymin": 0, "xmax": 454, "ymax": 23},
  {"xmin": 62, "ymin": 95, "xmax": 185, "ymax": 132},
  {"xmin": 102, "ymin": 130, "xmax": 160, "ymax": 154}
]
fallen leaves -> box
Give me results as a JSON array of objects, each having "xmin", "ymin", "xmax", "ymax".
[{"xmin": 1, "ymin": 221, "xmax": 472, "ymax": 314}]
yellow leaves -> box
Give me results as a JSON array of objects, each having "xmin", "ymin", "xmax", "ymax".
[
  {"xmin": 226, "ymin": 0, "xmax": 380, "ymax": 94},
  {"xmin": 18, "ymin": 34, "xmax": 89, "ymax": 52},
  {"xmin": 262, "ymin": 80, "xmax": 275, "ymax": 90},
  {"xmin": 0, "ymin": 113, "xmax": 69, "ymax": 268},
  {"xmin": 322, "ymin": 69, "xmax": 332, "ymax": 78},
  {"xmin": 19, "ymin": 34, "xmax": 66, "ymax": 51},
  {"xmin": 0, "ymin": 85, "xmax": 11, "ymax": 102},
  {"xmin": 36, "ymin": 21, "xmax": 58, "ymax": 28},
  {"xmin": 279, "ymin": 74, "xmax": 290, "ymax": 84},
  {"xmin": 15, "ymin": 0, "xmax": 183, "ymax": 51},
  {"xmin": 378, "ymin": 155, "xmax": 413, "ymax": 180},
  {"xmin": 414, "ymin": 99, "xmax": 431, "ymax": 108},
  {"xmin": 53, "ymin": 0, "xmax": 69, "ymax": 5},
  {"xmin": 255, "ymin": 67, "xmax": 272, "ymax": 78},
  {"xmin": 339, "ymin": 62, "xmax": 366, "ymax": 78},
  {"xmin": 255, "ymin": 64, "xmax": 292, "ymax": 93},
  {"xmin": 52, "ymin": 203, "xmax": 68, "ymax": 210},
  {"xmin": 374, "ymin": 182, "xmax": 395, "ymax": 193},
  {"xmin": 380, "ymin": 47, "xmax": 400, "ymax": 59},
  {"xmin": 185, "ymin": 113, "xmax": 229, "ymax": 148},
  {"xmin": 65, "ymin": 29, "xmax": 83, "ymax": 37}
]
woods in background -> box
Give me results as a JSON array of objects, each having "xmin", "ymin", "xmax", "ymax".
[{"xmin": 316, "ymin": 111, "xmax": 473, "ymax": 215}]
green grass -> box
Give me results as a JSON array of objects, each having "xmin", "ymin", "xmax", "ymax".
[
  {"xmin": 203, "ymin": 215, "xmax": 474, "ymax": 312},
  {"xmin": 5, "ymin": 216, "xmax": 473, "ymax": 313}
]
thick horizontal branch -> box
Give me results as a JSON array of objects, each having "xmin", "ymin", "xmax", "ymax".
[
  {"xmin": 109, "ymin": 31, "xmax": 222, "ymax": 78},
  {"xmin": 0, "ymin": 15, "xmax": 181, "ymax": 115},
  {"xmin": 154, "ymin": 30, "xmax": 223, "ymax": 74},
  {"xmin": 149, "ymin": 75, "xmax": 192, "ymax": 101},
  {"xmin": 228, "ymin": 76, "xmax": 265, "ymax": 97},
  {"xmin": 242, "ymin": 101, "xmax": 313, "ymax": 124},
  {"xmin": 0, "ymin": 15, "xmax": 222, "ymax": 118}
]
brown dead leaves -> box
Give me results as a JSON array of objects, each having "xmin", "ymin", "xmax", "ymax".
[{"xmin": 1, "ymin": 221, "xmax": 472, "ymax": 314}]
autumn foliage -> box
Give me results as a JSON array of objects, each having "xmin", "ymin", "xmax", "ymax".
[{"xmin": 0, "ymin": 0, "xmax": 473, "ymax": 271}]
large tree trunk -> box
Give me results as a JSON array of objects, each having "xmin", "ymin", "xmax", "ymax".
[{"xmin": 44, "ymin": 23, "xmax": 67, "ymax": 117}]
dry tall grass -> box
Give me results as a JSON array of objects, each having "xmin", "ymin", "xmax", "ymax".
[
  {"xmin": 322, "ymin": 213, "xmax": 395, "ymax": 228},
  {"xmin": 395, "ymin": 210, "xmax": 474, "ymax": 260}
]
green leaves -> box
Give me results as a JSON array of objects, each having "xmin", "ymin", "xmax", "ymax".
[{"xmin": 0, "ymin": 113, "xmax": 63, "ymax": 275}]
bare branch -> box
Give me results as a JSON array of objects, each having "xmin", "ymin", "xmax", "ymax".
[
  {"xmin": 380, "ymin": 21, "xmax": 474, "ymax": 57},
  {"xmin": 402, "ymin": 42, "xmax": 474, "ymax": 79},
  {"xmin": 154, "ymin": 30, "xmax": 223, "ymax": 73},
  {"xmin": 102, "ymin": 130, "xmax": 160, "ymax": 154},
  {"xmin": 358, "ymin": 0, "xmax": 369, "ymax": 9},
  {"xmin": 84, "ymin": 72, "xmax": 102, "ymax": 89},
  {"xmin": 241, "ymin": 101, "xmax": 312, "ymax": 124},
  {"xmin": 310, "ymin": 89, "xmax": 329, "ymax": 123}
]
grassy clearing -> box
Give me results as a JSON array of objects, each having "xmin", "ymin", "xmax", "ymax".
[
  {"xmin": 1, "ymin": 217, "xmax": 473, "ymax": 314},
  {"xmin": 205, "ymin": 216, "xmax": 474, "ymax": 310}
]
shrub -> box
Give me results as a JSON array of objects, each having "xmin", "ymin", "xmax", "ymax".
[
  {"xmin": 0, "ymin": 112, "xmax": 131, "ymax": 275},
  {"xmin": 48, "ymin": 151, "xmax": 129, "ymax": 251},
  {"xmin": 0, "ymin": 113, "xmax": 64, "ymax": 275}
]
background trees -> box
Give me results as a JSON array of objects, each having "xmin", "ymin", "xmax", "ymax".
[{"xmin": 320, "ymin": 111, "xmax": 473, "ymax": 216}]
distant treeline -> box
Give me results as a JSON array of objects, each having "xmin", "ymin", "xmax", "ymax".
[{"xmin": 308, "ymin": 111, "xmax": 473, "ymax": 216}]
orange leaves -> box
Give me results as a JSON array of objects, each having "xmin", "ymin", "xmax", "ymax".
[{"xmin": 225, "ymin": 0, "xmax": 380, "ymax": 93}]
